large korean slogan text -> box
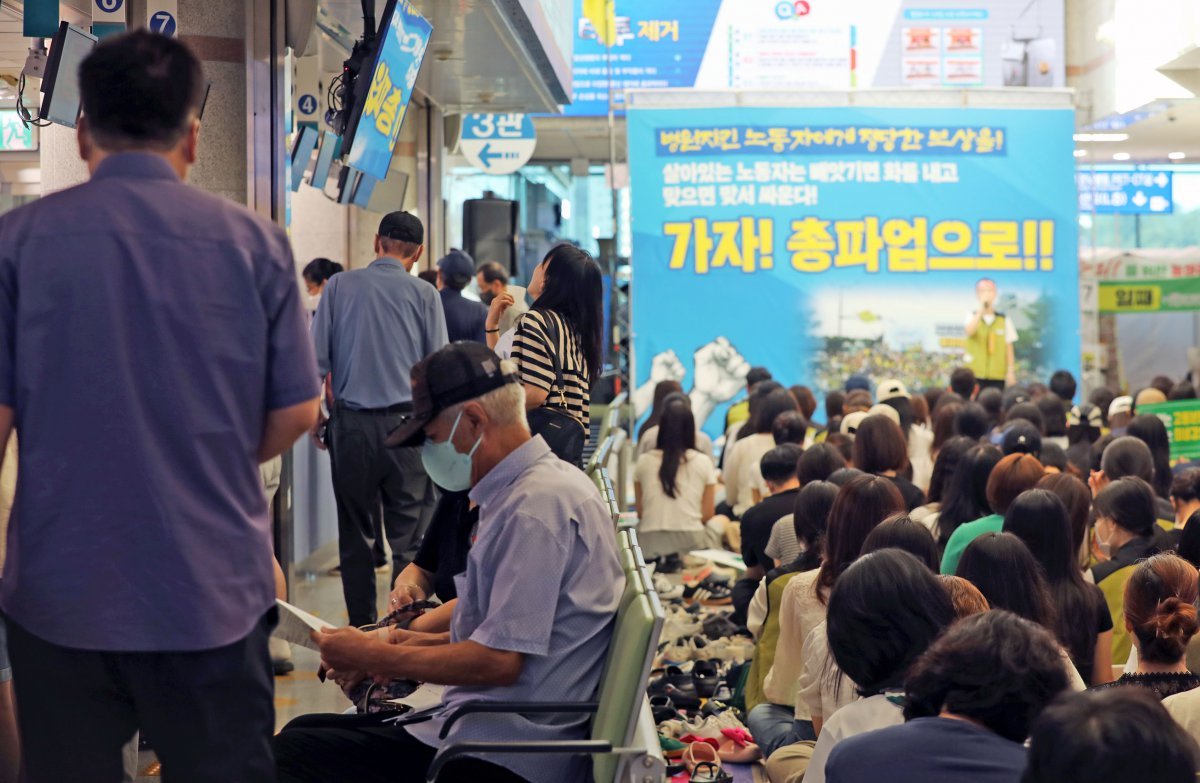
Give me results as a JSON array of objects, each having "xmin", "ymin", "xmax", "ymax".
[{"xmin": 628, "ymin": 105, "xmax": 1080, "ymax": 437}]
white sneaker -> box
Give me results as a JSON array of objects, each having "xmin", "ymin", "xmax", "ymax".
[
  {"xmin": 653, "ymin": 573, "xmax": 684, "ymax": 601},
  {"xmin": 661, "ymin": 637, "xmax": 695, "ymax": 665}
]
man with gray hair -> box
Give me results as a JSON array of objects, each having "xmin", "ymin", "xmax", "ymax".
[
  {"xmin": 274, "ymin": 342, "xmax": 623, "ymax": 783},
  {"xmin": 312, "ymin": 210, "xmax": 448, "ymax": 628}
]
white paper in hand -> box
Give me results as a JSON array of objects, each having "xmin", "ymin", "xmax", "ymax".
[
  {"xmin": 273, "ymin": 599, "xmax": 335, "ymax": 652},
  {"xmin": 499, "ymin": 285, "xmax": 529, "ymax": 334}
]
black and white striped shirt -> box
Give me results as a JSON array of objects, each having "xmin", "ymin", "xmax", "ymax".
[{"xmin": 512, "ymin": 309, "xmax": 590, "ymax": 431}]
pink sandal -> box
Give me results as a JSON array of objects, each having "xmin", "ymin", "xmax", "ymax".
[{"xmin": 717, "ymin": 727, "xmax": 761, "ymax": 763}]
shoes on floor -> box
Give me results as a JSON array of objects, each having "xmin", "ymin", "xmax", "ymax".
[{"xmin": 653, "ymin": 573, "xmax": 684, "ymax": 601}]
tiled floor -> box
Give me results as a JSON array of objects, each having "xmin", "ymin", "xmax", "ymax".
[{"xmin": 135, "ymin": 570, "xmax": 391, "ymax": 780}]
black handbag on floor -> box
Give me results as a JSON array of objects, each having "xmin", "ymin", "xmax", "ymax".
[{"xmin": 526, "ymin": 313, "xmax": 586, "ymax": 467}]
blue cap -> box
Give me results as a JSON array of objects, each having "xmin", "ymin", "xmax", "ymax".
[
  {"xmin": 437, "ymin": 248, "xmax": 475, "ymax": 282},
  {"xmin": 845, "ymin": 374, "xmax": 871, "ymax": 392}
]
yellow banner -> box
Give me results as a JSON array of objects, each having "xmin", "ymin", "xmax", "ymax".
[{"xmin": 1098, "ymin": 283, "xmax": 1161, "ymax": 313}]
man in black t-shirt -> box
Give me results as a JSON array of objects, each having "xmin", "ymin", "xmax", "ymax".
[{"xmin": 731, "ymin": 444, "xmax": 804, "ymax": 624}]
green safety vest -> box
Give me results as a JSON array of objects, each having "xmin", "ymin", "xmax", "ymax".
[
  {"xmin": 744, "ymin": 570, "xmax": 803, "ymax": 712},
  {"xmin": 1097, "ymin": 563, "xmax": 1137, "ymax": 665},
  {"xmin": 966, "ymin": 313, "xmax": 1008, "ymax": 381}
]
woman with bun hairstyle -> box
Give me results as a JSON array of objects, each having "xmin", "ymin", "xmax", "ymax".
[{"xmin": 1092, "ymin": 553, "xmax": 1200, "ymax": 700}]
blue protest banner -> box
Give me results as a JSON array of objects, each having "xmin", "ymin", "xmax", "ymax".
[
  {"xmin": 627, "ymin": 103, "xmax": 1080, "ymax": 436},
  {"xmin": 347, "ymin": 0, "xmax": 431, "ymax": 181}
]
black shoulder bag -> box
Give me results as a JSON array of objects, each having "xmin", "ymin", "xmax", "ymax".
[{"xmin": 526, "ymin": 313, "xmax": 586, "ymax": 467}]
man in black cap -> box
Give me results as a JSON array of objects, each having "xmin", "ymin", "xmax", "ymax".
[
  {"xmin": 312, "ymin": 211, "xmax": 448, "ymax": 627},
  {"xmin": 274, "ymin": 343, "xmax": 622, "ymax": 783},
  {"xmin": 436, "ymin": 248, "xmax": 488, "ymax": 343}
]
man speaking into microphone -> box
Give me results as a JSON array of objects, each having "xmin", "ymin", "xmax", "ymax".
[{"xmin": 964, "ymin": 278, "xmax": 1018, "ymax": 391}]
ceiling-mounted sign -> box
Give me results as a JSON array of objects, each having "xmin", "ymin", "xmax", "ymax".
[
  {"xmin": 459, "ymin": 113, "xmax": 536, "ymax": 175},
  {"xmin": 1077, "ymin": 170, "xmax": 1174, "ymax": 215},
  {"xmin": 146, "ymin": 0, "xmax": 178, "ymax": 37},
  {"xmin": 92, "ymin": 0, "xmax": 127, "ymax": 38}
]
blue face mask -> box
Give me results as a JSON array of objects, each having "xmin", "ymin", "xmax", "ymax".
[{"xmin": 421, "ymin": 410, "xmax": 481, "ymax": 492}]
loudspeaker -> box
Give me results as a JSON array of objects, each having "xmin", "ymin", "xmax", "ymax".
[
  {"xmin": 285, "ymin": 0, "xmax": 319, "ymax": 56},
  {"xmin": 463, "ymin": 197, "xmax": 519, "ymax": 275}
]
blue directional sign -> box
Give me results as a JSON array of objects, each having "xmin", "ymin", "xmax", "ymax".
[
  {"xmin": 459, "ymin": 113, "xmax": 536, "ymax": 175},
  {"xmin": 1077, "ymin": 169, "xmax": 1173, "ymax": 215}
]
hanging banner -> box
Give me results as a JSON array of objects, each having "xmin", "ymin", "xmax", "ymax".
[
  {"xmin": 628, "ymin": 101, "xmax": 1080, "ymax": 436},
  {"xmin": 1138, "ymin": 400, "xmax": 1200, "ymax": 461},
  {"xmin": 565, "ymin": 0, "xmax": 1066, "ymax": 116},
  {"xmin": 146, "ymin": 0, "xmax": 178, "ymax": 37},
  {"xmin": 346, "ymin": 0, "xmax": 432, "ymax": 181}
]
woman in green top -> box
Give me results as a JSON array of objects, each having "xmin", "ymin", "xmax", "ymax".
[{"xmin": 940, "ymin": 453, "xmax": 1045, "ymax": 574}]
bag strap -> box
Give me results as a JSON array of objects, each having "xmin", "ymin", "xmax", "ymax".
[{"xmin": 540, "ymin": 311, "xmax": 569, "ymax": 409}]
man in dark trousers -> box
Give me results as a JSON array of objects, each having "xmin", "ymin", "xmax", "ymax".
[
  {"xmin": 0, "ymin": 32, "xmax": 320, "ymax": 781},
  {"xmin": 436, "ymin": 248, "xmax": 488, "ymax": 343},
  {"xmin": 312, "ymin": 211, "xmax": 448, "ymax": 627}
]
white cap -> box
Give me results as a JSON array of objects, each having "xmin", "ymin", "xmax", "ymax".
[
  {"xmin": 868, "ymin": 404, "xmax": 902, "ymax": 427},
  {"xmin": 1109, "ymin": 395, "xmax": 1133, "ymax": 419},
  {"xmin": 876, "ymin": 379, "xmax": 910, "ymax": 401},
  {"xmin": 840, "ymin": 410, "xmax": 870, "ymax": 436}
]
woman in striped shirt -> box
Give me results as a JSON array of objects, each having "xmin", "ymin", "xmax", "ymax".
[{"xmin": 511, "ymin": 245, "xmax": 604, "ymax": 455}]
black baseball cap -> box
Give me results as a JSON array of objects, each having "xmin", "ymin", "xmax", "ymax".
[
  {"xmin": 385, "ymin": 342, "xmax": 518, "ymax": 447},
  {"xmin": 378, "ymin": 211, "xmax": 423, "ymax": 245},
  {"xmin": 1001, "ymin": 421, "xmax": 1042, "ymax": 458}
]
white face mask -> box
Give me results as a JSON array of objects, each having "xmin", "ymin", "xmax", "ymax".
[{"xmin": 305, "ymin": 293, "xmax": 321, "ymax": 312}]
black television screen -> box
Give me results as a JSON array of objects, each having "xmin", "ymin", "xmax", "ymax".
[{"xmin": 41, "ymin": 23, "xmax": 98, "ymax": 129}]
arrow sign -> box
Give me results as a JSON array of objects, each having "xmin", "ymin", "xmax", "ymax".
[
  {"xmin": 459, "ymin": 113, "xmax": 536, "ymax": 175},
  {"xmin": 478, "ymin": 142, "xmax": 500, "ymax": 167},
  {"xmin": 1077, "ymin": 168, "xmax": 1173, "ymax": 215}
]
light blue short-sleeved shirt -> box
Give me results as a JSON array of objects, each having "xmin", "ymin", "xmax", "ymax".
[
  {"xmin": 311, "ymin": 258, "xmax": 447, "ymax": 409},
  {"xmin": 407, "ymin": 436, "xmax": 623, "ymax": 783}
]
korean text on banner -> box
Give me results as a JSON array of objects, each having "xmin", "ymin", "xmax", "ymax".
[
  {"xmin": 627, "ymin": 105, "xmax": 1079, "ymax": 437},
  {"xmin": 1138, "ymin": 401, "xmax": 1200, "ymax": 462},
  {"xmin": 347, "ymin": 1, "xmax": 432, "ymax": 182}
]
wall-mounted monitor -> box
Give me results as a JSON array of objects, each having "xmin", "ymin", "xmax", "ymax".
[
  {"xmin": 289, "ymin": 125, "xmax": 319, "ymax": 192},
  {"xmin": 310, "ymin": 132, "xmax": 339, "ymax": 190},
  {"xmin": 41, "ymin": 22, "xmax": 98, "ymax": 129}
]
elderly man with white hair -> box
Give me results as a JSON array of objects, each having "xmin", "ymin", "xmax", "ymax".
[{"xmin": 274, "ymin": 342, "xmax": 623, "ymax": 783}]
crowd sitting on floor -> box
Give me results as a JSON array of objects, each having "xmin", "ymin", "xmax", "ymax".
[
  {"xmin": 278, "ymin": 355, "xmax": 1200, "ymax": 783},
  {"xmin": 626, "ymin": 363, "xmax": 1200, "ymax": 783}
]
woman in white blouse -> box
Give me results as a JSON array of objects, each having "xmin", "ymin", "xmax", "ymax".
[{"xmin": 634, "ymin": 399, "xmax": 719, "ymax": 559}]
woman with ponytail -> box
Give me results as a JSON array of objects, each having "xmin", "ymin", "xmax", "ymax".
[{"xmin": 1093, "ymin": 553, "xmax": 1200, "ymax": 700}]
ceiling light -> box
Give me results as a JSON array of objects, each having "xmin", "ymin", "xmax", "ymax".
[
  {"xmin": 1073, "ymin": 149, "xmax": 1087, "ymax": 157},
  {"xmin": 1073, "ymin": 133, "xmax": 1129, "ymax": 142},
  {"xmin": 1169, "ymin": 151, "xmax": 1186, "ymax": 160},
  {"xmin": 1112, "ymin": 152, "xmax": 1131, "ymax": 161}
]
